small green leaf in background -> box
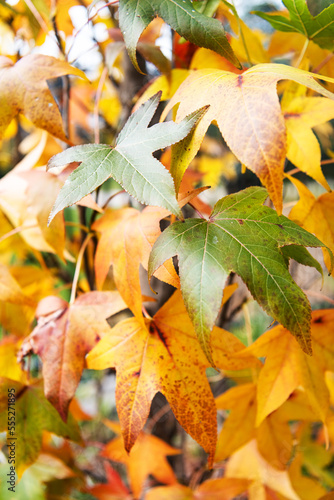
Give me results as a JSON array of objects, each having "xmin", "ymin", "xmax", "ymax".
[
  {"xmin": 0, "ymin": 378, "xmax": 81, "ymax": 477},
  {"xmin": 118, "ymin": 0, "xmax": 241, "ymax": 73},
  {"xmin": 48, "ymin": 93, "xmax": 207, "ymax": 223},
  {"xmin": 149, "ymin": 186, "xmax": 332, "ymax": 364},
  {"xmin": 254, "ymin": 0, "xmax": 334, "ymax": 50}
]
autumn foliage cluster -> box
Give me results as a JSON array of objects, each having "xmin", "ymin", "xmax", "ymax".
[{"xmin": 2, "ymin": 0, "xmax": 334, "ymax": 499}]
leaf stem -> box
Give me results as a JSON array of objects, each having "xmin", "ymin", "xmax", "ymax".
[
  {"xmin": 70, "ymin": 232, "xmax": 94, "ymax": 304},
  {"xmin": 142, "ymin": 304, "xmax": 152, "ymax": 319},
  {"xmin": 295, "ymin": 38, "xmax": 309, "ymax": 68},
  {"xmin": 231, "ymin": 0, "xmax": 252, "ymax": 67},
  {"xmin": 188, "ymin": 201, "xmax": 206, "ymax": 219},
  {"xmin": 23, "ymin": 0, "xmax": 49, "ymax": 34},
  {"xmin": 242, "ymin": 302, "xmax": 252, "ymax": 346},
  {"xmin": 94, "ymin": 66, "xmax": 109, "ymax": 144},
  {"xmin": 0, "ymin": 224, "xmax": 38, "ymax": 245}
]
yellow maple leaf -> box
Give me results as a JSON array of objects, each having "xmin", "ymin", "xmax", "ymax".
[{"xmin": 283, "ymin": 96, "xmax": 334, "ymax": 189}]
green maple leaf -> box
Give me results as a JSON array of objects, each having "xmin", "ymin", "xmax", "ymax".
[
  {"xmin": 148, "ymin": 187, "xmax": 332, "ymax": 364},
  {"xmin": 0, "ymin": 378, "xmax": 81, "ymax": 476},
  {"xmin": 254, "ymin": 0, "xmax": 334, "ymax": 50},
  {"xmin": 47, "ymin": 93, "xmax": 206, "ymax": 223},
  {"xmin": 119, "ymin": 0, "xmax": 241, "ymax": 73}
]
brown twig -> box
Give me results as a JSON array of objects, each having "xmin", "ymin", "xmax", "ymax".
[
  {"xmin": 146, "ymin": 404, "xmax": 171, "ymax": 433},
  {"xmin": 102, "ymin": 189, "xmax": 126, "ymax": 209},
  {"xmin": 188, "ymin": 201, "xmax": 206, "ymax": 219},
  {"xmin": 312, "ymin": 53, "xmax": 334, "ymax": 74},
  {"xmin": 321, "ymin": 158, "xmax": 334, "ymax": 165}
]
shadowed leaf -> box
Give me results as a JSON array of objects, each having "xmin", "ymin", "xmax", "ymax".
[
  {"xmin": 118, "ymin": 0, "xmax": 240, "ymax": 73},
  {"xmin": 149, "ymin": 187, "xmax": 331, "ymax": 363}
]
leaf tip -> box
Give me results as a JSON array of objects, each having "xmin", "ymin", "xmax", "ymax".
[{"xmin": 47, "ymin": 208, "xmax": 57, "ymax": 227}]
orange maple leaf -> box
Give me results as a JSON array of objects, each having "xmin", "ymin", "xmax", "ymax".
[
  {"xmin": 87, "ymin": 290, "xmax": 259, "ymax": 466},
  {"xmin": 89, "ymin": 461, "xmax": 131, "ymax": 500},
  {"xmin": 102, "ymin": 420, "xmax": 180, "ymax": 498},
  {"xmin": 93, "ymin": 206, "xmax": 179, "ymax": 321}
]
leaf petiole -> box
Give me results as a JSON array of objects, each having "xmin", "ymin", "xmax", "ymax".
[{"xmin": 70, "ymin": 232, "xmax": 94, "ymax": 304}]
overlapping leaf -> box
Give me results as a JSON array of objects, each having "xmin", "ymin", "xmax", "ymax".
[
  {"xmin": 149, "ymin": 187, "xmax": 331, "ymax": 363},
  {"xmin": 18, "ymin": 292, "xmax": 127, "ymax": 421},
  {"xmin": 87, "ymin": 290, "xmax": 258, "ymax": 466},
  {"xmin": 0, "ymin": 266, "xmax": 57, "ymax": 338},
  {"xmin": 215, "ymin": 383, "xmax": 294, "ymax": 469},
  {"xmin": 289, "ymin": 175, "xmax": 334, "ymax": 274},
  {"xmin": 0, "ymin": 378, "xmax": 81, "ymax": 477},
  {"xmin": 283, "ymin": 96, "xmax": 334, "ymax": 190},
  {"xmin": 0, "ymin": 168, "xmax": 66, "ymax": 257},
  {"xmin": 0, "ymin": 54, "xmax": 86, "ymax": 141},
  {"xmin": 102, "ymin": 421, "xmax": 180, "ymax": 498},
  {"xmin": 161, "ymin": 63, "xmax": 334, "ymax": 212},
  {"xmin": 225, "ymin": 441, "xmax": 300, "ymax": 500},
  {"xmin": 93, "ymin": 206, "xmax": 179, "ymax": 321},
  {"xmin": 93, "ymin": 188, "xmax": 206, "ymax": 320},
  {"xmin": 145, "ymin": 478, "xmax": 251, "ymax": 500},
  {"xmin": 0, "ymin": 336, "xmax": 27, "ymax": 383},
  {"xmin": 118, "ymin": 0, "xmax": 240, "ymax": 73},
  {"xmin": 0, "ymin": 263, "xmax": 35, "ymax": 307},
  {"xmin": 215, "ymin": 384, "xmax": 258, "ymax": 462},
  {"xmin": 236, "ymin": 309, "xmax": 334, "ymax": 426},
  {"xmin": 89, "ymin": 462, "xmax": 130, "ymax": 500},
  {"xmin": 48, "ymin": 93, "xmax": 206, "ymax": 223},
  {"xmin": 220, "ymin": 2, "xmax": 270, "ymax": 65},
  {"xmin": 254, "ymin": 0, "xmax": 334, "ymax": 50}
]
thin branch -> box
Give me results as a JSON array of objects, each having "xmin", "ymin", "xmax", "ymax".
[
  {"xmin": 312, "ymin": 53, "xmax": 334, "ymax": 74},
  {"xmin": 286, "ymin": 167, "xmax": 300, "ymax": 176},
  {"xmin": 303, "ymin": 290, "xmax": 334, "ymax": 305},
  {"xmin": 67, "ymin": 1, "xmax": 117, "ymax": 61},
  {"xmin": 52, "ymin": 11, "xmax": 66, "ymax": 56},
  {"xmin": 321, "ymin": 158, "xmax": 334, "ymax": 165},
  {"xmin": 65, "ymin": 221, "xmax": 91, "ymax": 232},
  {"xmin": 146, "ymin": 404, "xmax": 171, "ymax": 433},
  {"xmin": 102, "ymin": 189, "xmax": 126, "ymax": 209}
]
